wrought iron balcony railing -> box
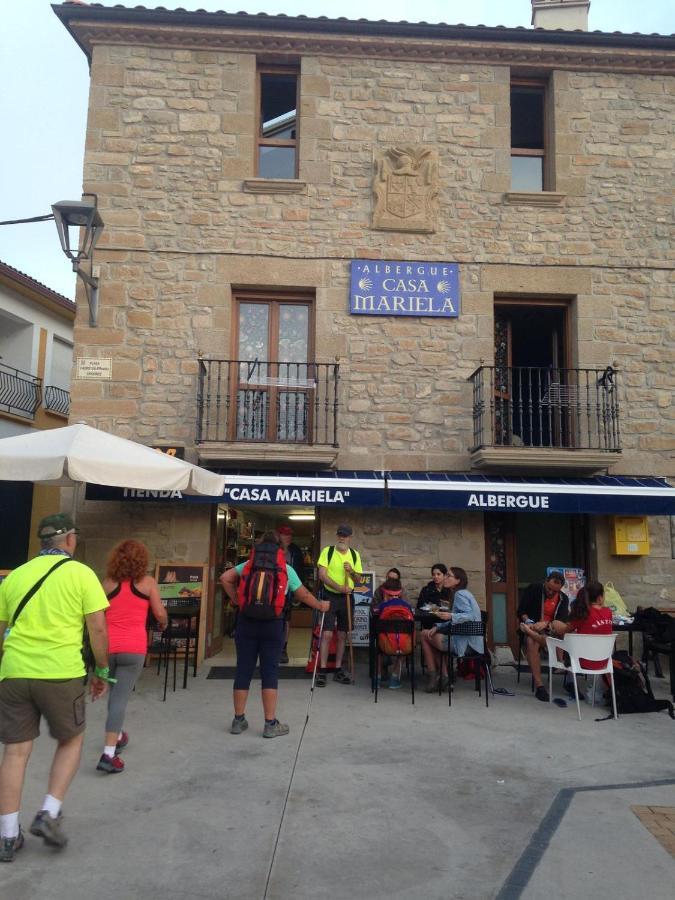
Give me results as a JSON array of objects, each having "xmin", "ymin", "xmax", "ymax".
[
  {"xmin": 0, "ymin": 362, "xmax": 41, "ymax": 419},
  {"xmin": 44, "ymin": 385, "xmax": 71, "ymax": 417},
  {"xmin": 469, "ymin": 365, "xmax": 621, "ymax": 452},
  {"xmin": 196, "ymin": 359, "xmax": 339, "ymax": 447}
]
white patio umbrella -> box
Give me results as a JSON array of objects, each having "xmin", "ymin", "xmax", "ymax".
[{"xmin": 0, "ymin": 423, "xmax": 225, "ymax": 496}]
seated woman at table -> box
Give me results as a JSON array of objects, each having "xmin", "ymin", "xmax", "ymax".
[
  {"xmin": 421, "ymin": 567, "xmax": 483, "ymax": 693},
  {"xmin": 372, "ymin": 573, "xmax": 413, "ymax": 690},
  {"xmin": 98, "ymin": 539, "xmax": 168, "ymax": 774},
  {"xmin": 416, "ymin": 563, "xmax": 451, "ymax": 610}
]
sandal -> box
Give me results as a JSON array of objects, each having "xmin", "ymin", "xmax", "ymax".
[
  {"xmin": 333, "ymin": 670, "xmax": 352, "ymax": 685},
  {"xmin": 315, "ymin": 672, "xmax": 327, "ymax": 687}
]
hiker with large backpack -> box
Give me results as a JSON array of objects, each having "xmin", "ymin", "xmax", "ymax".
[
  {"xmin": 372, "ymin": 573, "xmax": 414, "ymax": 689},
  {"xmin": 315, "ymin": 524, "xmax": 364, "ymax": 687},
  {"xmin": 219, "ymin": 532, "xmax": 329, "ymax": 738}
]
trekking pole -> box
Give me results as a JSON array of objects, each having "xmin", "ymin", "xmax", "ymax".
[
  {"xmin": 345, "ymin": 591, "xmax": 356, "ymax": 685},
  {"xmin": 262, "ymin": 609, "xmax": 325, "ymax": 900},
  {"xmin": 306, "ymin": 610, "xmax": 325, "ymax": 721}
]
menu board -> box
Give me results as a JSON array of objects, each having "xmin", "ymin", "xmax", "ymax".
[
  {"xmin": 351, "ymin": 572, "xmax": 375, "ymax": 647},
  {"xmin": 547, "ymin": 566, "xmax": 585, "ymax": 602},
  {"xmin": 154, "ymin": 562, "xmax": 204, "ymax": 652}
]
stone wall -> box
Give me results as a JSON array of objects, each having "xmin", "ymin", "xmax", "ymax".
[
  {"xmin": 319, "ymin": 507, "xmax": 487, "ymax": 606},
  {"xmin": 71, "ymin": 45, "xmax": 674, "ymax": 478}
]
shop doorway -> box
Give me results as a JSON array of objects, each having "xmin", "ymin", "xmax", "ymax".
[
  {"xmin": 485, "ymin": 512, "xmax": 588, "ymax": 657},
  {"xmin": 207, "ymin": 504, "xmax": 319, "ymax": 662}
]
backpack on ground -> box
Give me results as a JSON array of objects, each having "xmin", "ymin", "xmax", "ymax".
[
  {"xmin": 377, "ymin": 594, "xmax": 415, "ymax": 656},
  {"xmin": 237, "ymin": 542, "xmax": 288, "ymax": 621},
  {"xmin": 606, "ymin": 650, "xmax": 674, "ymax": 718}
]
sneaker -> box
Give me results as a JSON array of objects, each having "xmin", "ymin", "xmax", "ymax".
[
  {"xmin": 0, "ymin": 828, "xmax": 24, "ymax": 862},
  {"xmin": 29, "ymin": 811, "xmax": 68, "ymax": 848},
  {"xmin": 315, "ymin": 672, "xmax": 327, "ymax": 687},
  {"xmin": 535, "ymin": 686, "xmax": 550, "ymax": 702},
  {"xmin": 280, "ymin": 648, "xmax": 289, "ymax": 664},
  {"xmin": 333, "ymin": 669, "xmax": 352, "ymax": 685},
  {"xmin": 388, "ymin": 675, "xmax": 401, "ymax": 690},
  {"xmin": 424, "ymin": 673, "xmax": 440, "ymax": 694},
  {"xmin": 115, "ymin": 731, "xmax": 129, "ymax": 752},
  {"xmin": 263, "ymin": 720, "xmax": 290, "ymax": 739},
  {"xmin": 96, "ymin": 753, "xmax": 125, "ymax": 774},
  {"xmin": 230, "ymin": 716, "xmax": 249, "ymax": 735}
]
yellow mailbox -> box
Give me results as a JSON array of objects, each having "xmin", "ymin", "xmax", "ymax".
[{"xmin": 610, "ymin": 516, "xmax": 650, "ymax": 556}]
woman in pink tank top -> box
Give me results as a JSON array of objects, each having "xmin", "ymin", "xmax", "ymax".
[{"xmin": 97, "ymin": 540, "xmax": 167, "ymax": 774}]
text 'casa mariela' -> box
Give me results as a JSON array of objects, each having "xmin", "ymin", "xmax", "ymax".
[{"xmin": 349, "ymin": 260, "xmax": 460, "ymax": 318}]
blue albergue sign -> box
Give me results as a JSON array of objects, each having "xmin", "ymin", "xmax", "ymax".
[{"xmin": 350, "ymin": 260, "xmax": 460, "ymax": 318}]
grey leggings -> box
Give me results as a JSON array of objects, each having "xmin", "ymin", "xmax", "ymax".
[{"xmin": 105, "ymin": 653, "xmax": 145, "ymax": 733}]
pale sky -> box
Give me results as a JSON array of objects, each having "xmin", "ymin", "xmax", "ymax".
[{"xmin": 1, "ymin": 0, "xmax": 673, "ymax": 299}]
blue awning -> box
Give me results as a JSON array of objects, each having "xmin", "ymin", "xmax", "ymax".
[
  {"xmin": 86, "ymin": 470, "xmax": 385, "ymax": 507},
  {"xmin": 387, "ymin": 473, "xmax": 675, "ymax": 515}
]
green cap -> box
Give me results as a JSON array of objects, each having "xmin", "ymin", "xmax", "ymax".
[{"xmin": 37, "ymin": 513, "xmax": 78, "ymax": 540}]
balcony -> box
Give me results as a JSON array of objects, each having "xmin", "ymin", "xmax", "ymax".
[
  {"xmin": 196, "ymin": 359, "xmax": 340, "ymax": 468},
  {"xmin": 44, "ymin": 385, "xmax": 71, "ymax": 417},
  {"xmin": 0, "ymin": 362, "xmax": 41, "ymax": 420},
  {"xmin": 469, "ymin": 365, "xmax": 622, "ymax": 473}
]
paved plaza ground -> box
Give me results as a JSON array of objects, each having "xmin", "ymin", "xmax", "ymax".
[{"xmin": 3, "ymin": 658, "xmax": 675, "ymax": 900}]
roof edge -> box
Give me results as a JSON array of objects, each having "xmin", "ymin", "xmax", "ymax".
[{"xmin": 51, "ymin": 3, "xmax": 675, "ymax": 65}]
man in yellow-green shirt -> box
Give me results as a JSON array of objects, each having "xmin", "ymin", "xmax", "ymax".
[
  {"xmin": 316, "ymin": 523, "xmax": 363, "ymax": 687},
  {"xmin": 0, "ymin": 513, "xmax": 110, "ymax": 862}
]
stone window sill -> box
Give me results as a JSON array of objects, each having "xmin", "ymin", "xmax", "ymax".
[
  {"xmin": 503, "ymin": 191, "xmax": 566, "ymax": 207},
  {"xmin": 243, "ymin": 178, "xmax": 307, "ymax": 194}
]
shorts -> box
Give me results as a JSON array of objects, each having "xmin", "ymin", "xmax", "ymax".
[
  {"xmin": 323, "ymin": 591, "xmax": 355, "ymax": 633},
  {"xmin": 0, "ymin": 678, "xmax": 86, "ymax": 744}
]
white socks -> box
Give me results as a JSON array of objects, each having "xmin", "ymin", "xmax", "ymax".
[
  {"xmin": 0, "ymin": 811, "xmax": 19, "ymax": 839},
  {"xmin": 41, "ymin": 794, "xmax": 62, "ymax": 819},
  {"xmin": 103, "ymin": 744, "xmax": 116, "ymax": 758}
]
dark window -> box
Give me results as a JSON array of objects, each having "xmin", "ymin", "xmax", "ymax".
[
  {"xmin": 257, "ymin": 70, "xmax": 298, "ymax": 179},
  {"xmin": 510, "ymin": 82, "xmax": 546, "ymax": 191}
]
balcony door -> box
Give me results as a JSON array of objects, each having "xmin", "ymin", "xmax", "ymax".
[
  {"xmin": 494, "ymin": 300, "xmax": 569, "ymax": 447},
  {"xmin": 233, "ymin": 293, "xmax": 313, "ymax": 443}
]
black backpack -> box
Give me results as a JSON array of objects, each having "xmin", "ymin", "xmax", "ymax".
[
  {"xmin": 606, "ymin": 651, "xmax": 674, "ymax": 718},
  {"xmin": 633, "ymin": 607, "xmax": 675, "ymax": 643}
]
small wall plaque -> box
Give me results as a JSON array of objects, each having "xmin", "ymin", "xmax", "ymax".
[{"xmin": 76, "ymin": 357, "xmax": 112, "ymax": 380}]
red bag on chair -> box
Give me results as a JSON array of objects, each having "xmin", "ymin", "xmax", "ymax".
[{"xmin": 377, "ymin": 595, "xmax": 414, "ymax": 656}]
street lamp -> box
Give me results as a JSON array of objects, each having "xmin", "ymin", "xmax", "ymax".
[{"xmin": 51, "ymin": 193, "xmax": 104, "ymax": 326}]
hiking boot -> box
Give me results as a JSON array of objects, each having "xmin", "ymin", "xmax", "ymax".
[
  {"xmin": 115, "ymin": 731, "xmax": 129, "ymax": 752},
  {"xmin": 424, "ymin": 672, "xmax": 440, "ymax": 693},
  {"xmin": 333, "ymin": 669, "xmax": 352, "ymax": 685},
  {"xmin": 535, "ymin": 686, "xmax": 550, "ymax": 703},
  {"xmin": 0, "ymin": 828, "xmax": 24, "ymax": 862},
  {"xmin": 29, "ymin": 811, "xmax": 68, "ymax": 848},
  {"xmin": 96, "ymin": 753, "xmax": 125, "ymax": 774},
  {"xmin": 263, "ymin": 720, "xmax": 290, "ymax": 739},
  {"xmin": 388, "ymin": 675, "xmax": 401, "ymax": 690},
  {"xmin": 315, "ymin": 672, "xmax": 327, "ymax": 687},
  {"xmin": 280, "ymin": 648, "xmax": 289, "ymax": 664},
  {"xmin": 230, "ymin": 716, "xmax": 249, "ymax": 735}
]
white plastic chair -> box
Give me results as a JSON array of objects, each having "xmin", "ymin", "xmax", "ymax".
[{"xmin": 545, "ymin": 634, "xmax": 618, "ymax": 721}]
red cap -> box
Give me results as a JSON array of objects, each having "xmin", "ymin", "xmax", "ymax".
[{"xmin": 277, "ymin": 525, "xmax": 293, "ymax": 535}]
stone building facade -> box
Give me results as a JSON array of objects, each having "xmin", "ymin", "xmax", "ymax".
[{"xmin": 54, "ymin": 4, "xmax": 674, "ymax": 658}]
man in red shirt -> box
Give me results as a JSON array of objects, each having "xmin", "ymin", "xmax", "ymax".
[{"xmin": 517, "ymin": 572, "xmax": 570, "ymax": 701}]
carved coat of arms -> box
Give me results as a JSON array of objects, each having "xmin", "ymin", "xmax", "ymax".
[{"xmin": 372, "ymin": 146, "xmax": 438, "ymax": 233}]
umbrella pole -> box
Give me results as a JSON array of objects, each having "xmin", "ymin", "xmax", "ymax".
[{"xmin": 70, "ymin": 481, "xmax": 82, "ymax": 523}]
